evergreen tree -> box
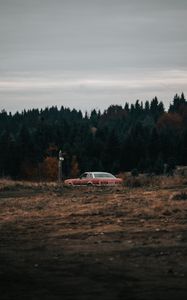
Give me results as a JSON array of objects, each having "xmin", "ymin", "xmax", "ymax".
[{"xmin": 0, "ymin": 94, "xmax": 186, "ymax": 179}]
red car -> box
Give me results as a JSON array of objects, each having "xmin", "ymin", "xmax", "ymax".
[{"xmin": 64, "ymin": 172, "xmax": 123, "ymax": 186}]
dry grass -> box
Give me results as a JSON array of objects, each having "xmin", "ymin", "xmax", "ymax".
[
  {"xmin": 122, "ymin": 174, "xmax": 187, "ymax": 189},
  {"xmin": 0, "ymin": 176, "xmax": 187, "ymax": 233},
  {"xmin": 0, "ymin": 178, "xmax": 59, "ymax": 192},
  {"xmin": 0, "ymin": 173, "xmax": 186, "ymax": 192},
  {"xmin": 0, "ymin": 176, "xmax": 187, "ymax": 300}
]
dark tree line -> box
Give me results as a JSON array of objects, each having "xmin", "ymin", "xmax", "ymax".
[{"xmin": 0, "ymin": 93, "xmax": 187, "ymax": 180}]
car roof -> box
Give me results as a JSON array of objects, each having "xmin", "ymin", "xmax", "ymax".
[
  {"xmin": 87, "ymin": 172, "xmax": 112, "ymax": 174},
  {"xmin": 84, "ymin": 172, "xmax": 113, "ymax": 175}
]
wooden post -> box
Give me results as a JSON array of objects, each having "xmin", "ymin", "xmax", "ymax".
[{"xmin": 58, "ymin": 150, "xmax": 64, "ymax": 183}]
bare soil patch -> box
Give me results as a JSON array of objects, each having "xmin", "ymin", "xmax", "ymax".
[{"xmin": 0, "ymin": 180, "xmax": 187, "ymax": 300}]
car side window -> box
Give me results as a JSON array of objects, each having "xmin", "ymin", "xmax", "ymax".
[
  {"xmin": 87, "ymin": 173, "xmax": 92, "ymax": 178},
  {"xmin": 80, "ymin": 173, "xmax": 87, "ymax": 179}
]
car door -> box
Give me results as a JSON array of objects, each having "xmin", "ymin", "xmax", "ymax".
[{"xmin": 77, "ymin": 173, "xmax": 89, "ymax": 185}]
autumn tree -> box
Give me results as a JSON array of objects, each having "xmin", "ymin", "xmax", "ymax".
[
  {"xmin": 41, "ymin": 157, "xmax": 58, "ymax": 181},
  {"xmin": 70, "ymin": 155, "xmax": 80, "ymax": 178}
]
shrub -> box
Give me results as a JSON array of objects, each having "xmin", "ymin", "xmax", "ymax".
[
  {"xmin": 124, "ymin": 175, "xmax": 158, "ymax": 188},
  {"xmin": 131, "ymin": 169, "xmax": 139, "ymax": 177},
  {"xmin": 172, "ymin": 192, "xmax": 187, "ymax": 201}
]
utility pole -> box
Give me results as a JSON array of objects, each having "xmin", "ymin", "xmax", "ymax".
[{"xmin": 58, "ymin": 150, "xmax": 64, "ymax": 183}]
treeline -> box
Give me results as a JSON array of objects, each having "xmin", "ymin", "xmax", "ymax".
[{"xmin": 0, "ymin": 93, "xmax": 187, "ymax": 180}]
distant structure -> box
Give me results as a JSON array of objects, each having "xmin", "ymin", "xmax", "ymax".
[
  {"xmin": 58, "ymin": 150, "xmax": 64, "ymax": 183},
  {"xmin": 175, "ymin": 166, "xmax": 187, "ymax": 177}
]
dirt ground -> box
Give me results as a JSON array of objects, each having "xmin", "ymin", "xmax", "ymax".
[{"xmin": 0, "ymin": 179, "xmax": 187, "ymax": 300}]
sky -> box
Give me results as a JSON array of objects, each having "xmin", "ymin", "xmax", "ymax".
[{"xmin": 0, "ymin": 0, "xmax": 187, "ymax": 113}]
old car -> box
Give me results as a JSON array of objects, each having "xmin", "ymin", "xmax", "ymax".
[{"xmin": 64, "ymin": 172, "xmax": 123, "ymax": 186}]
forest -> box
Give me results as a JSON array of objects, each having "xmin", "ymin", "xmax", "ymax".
[{"xmin": 0, "ymin": 93, "xmax": 187, "ymax": 180}]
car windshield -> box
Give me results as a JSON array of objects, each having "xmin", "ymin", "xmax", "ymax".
[{"xmin": 93, "ymin": 173, "xmax": 115, "ymax": 178}]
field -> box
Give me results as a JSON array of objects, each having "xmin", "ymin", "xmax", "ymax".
[{"xmin": 0, "ymin": 177, "xmax": 187, "ymax": 300}]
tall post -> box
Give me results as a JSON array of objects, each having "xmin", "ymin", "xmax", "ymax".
[{"xmin": 58, "ymin": 150, "xmax": 64, "ymax": 183}]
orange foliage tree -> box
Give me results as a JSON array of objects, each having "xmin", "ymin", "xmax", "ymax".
[
  {"xmin": 70, "ymin": 155, "xmax": 80, "ymax": 178},
  {"xmin": 20, "ymin": 161, "xmax": 39, "ymax": 180},
  {"xmin": 157, "ymin": 112, "xmax": 183, "ymax": 131},
  {"xmin": 41, "ymin": 156, "xmax": 58, "ymax": 181}
]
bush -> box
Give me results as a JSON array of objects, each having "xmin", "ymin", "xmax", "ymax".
[
  {"xmin": 124, "ymin": 175, "xmax": 158, "ymax": 188},
  {"xmin": 172, "ymin": 192, "xmax": 187, "ymax": 201},
  {"xmin": 131, "ymin": 169, "xmax": 139, "ymax": 177},
  {"xmin": 120, "ymin": 173, "xmax": 186, "ymax": 189}
]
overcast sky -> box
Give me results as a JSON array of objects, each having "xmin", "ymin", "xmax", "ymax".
[{"xmin": 0, "ymin": 0, "xmax": 187, "ymax": 112}]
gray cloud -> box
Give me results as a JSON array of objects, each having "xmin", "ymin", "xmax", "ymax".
[{"xmin": 0, "ymin": 0, "xmax": 187, "ymax": 111}]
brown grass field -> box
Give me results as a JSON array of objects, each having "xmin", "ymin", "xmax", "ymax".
[{"xmin": 0, "ymin": 176, "xmax": 187, "ymax": 300}]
